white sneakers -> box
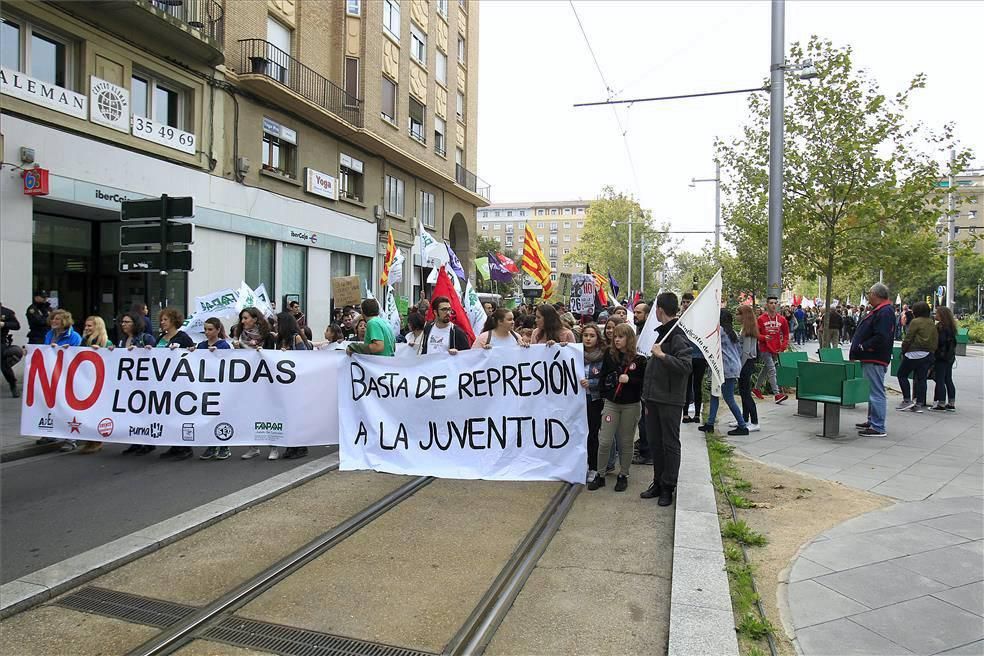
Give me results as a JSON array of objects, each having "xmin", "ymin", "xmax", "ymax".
[
  {"xmin": 268, "ymin": 447, "xmax": 280, "ymax": 460},
  {"xmin": 241, "ymin": 447, "xmax": 261, "ymax": 459},
  {"xmin": 747, "ymin": 423, "xmax": 760, "ymax": 432}
]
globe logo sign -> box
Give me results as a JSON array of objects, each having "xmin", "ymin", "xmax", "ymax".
[{"xmin": 90, "ymin": 78, "xmax": 129, "ymax": 132}]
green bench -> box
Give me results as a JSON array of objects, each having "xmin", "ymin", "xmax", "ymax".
[
  {"xmin": 777, "ymin": 351, "xmax": 808, "ymax": 388},
  {"xmin": 817, "ymin": 348, "xmax": 863, "ymax": 408},
  {"xmin": 796, "ymin": 361, "xmax": 870, "ymax": 438},
  {"xmin": 956, "ymin": 328, "xmax": 969, "ymax": 357}
]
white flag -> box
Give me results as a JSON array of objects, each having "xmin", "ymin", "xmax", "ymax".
[
  {"xmin": 663, "ymin": 270, "xmax": 724, "ymax": 386},
  {"xmin": 236, "ymin": 281, "xmax": 273, "ymax": 318},
  {"xmin": 635, "ymin": 289, "xmax": 664, "ymax": 355},
  {"xmin": 389, "ymin": 248, "xmax": 405, "ymax": 286},
  {"xmin": 384, "ymin": 285, "xmax": 402, "ymax": 336},
  {"xmin": 419, "ymin": 219, "xmax": 449, "ymax": 266},
  {"xmin": 463, "ymin": 279, "xmax": 487, "ymax": 338},
  {"xmin": 895, "ymin": 294, "xmax": 902, "ymax": 306}
]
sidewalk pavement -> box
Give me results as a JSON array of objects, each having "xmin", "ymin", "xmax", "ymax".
[
  {"xmin": 723, "ymin": 344, "xmax": 983, "ymax": 655},
  {"xmin": 0, "ymin": 395, "xmax": 60, "ymax": 462}
]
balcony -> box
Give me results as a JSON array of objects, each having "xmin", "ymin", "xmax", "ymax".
[
  {"xmin": 455, "ymin": 163, "xmax": 491, "ymax": 201},
  {"xmin": 237, "ymin": 39, "xmax": 363, "ymax": 129},
  {"xmin": 49, "ymin": 0, "xmax": 224, "ymax": 65}
]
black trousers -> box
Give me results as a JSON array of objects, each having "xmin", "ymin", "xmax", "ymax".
[
  {"xmin": 635, "ymin": 404, "xmax": 650, "ymax": 458},
  {"xmin": 644, "ymin": 401, "xmax": 684, "ymax": 490},
  {"xmin": 898, "ymin": 354, "xmax": 933, "ymax": 405},
  {"xmin": 933, "ymin": 359, "xmax": 955, "ymax": 405},
  {"xmin": 586, "ymin": 398, "xmax": 604, "ymax": 471},
  {"xmin": 684, "ymin": 358, "xmax": 708, "ymax": 419},
  {"xmin": 738, "ymin": 358, "xmax": 758, "ymax": 424},
  {"xmin": 1, "ymin": 344, "xmax": 18, "ymax": 390}
]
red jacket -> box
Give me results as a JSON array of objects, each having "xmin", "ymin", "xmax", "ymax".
[{"xmin": 757, "ymin": 312, "xmax": 789, "ymax": 354}]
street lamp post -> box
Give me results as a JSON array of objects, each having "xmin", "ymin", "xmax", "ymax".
[
  {"xmin": 767, "ymin": 0, "xmax": 785, "ymax": 300},
  {"xmin": 611, "ymin": 218, "xmax": 639, "ymax": 294},
  {"xmin": 946, "ymin": 149, "xmax": 956, "ymax": 310},
  {"xmin": 691, "ymin": 160, "xmax": 722, "ymax": 256}
]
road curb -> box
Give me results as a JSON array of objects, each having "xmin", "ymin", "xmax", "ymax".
[
  {"xmin": 0, "ymin": 452, "xmax": 340, "ymax": 619},
  {"xmin": 667, "ymin": 432, "xmax": 740, "ymax": 656},
  {"xmin": 0, "ymin": 441, "xmax": 60, "ymax": 463}
]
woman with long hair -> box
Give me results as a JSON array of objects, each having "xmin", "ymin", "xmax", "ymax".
[
  {"xmin": 43, "ymin": 309, "xmax": 82, "ymax": 347},
  {"xmin": 116, "ymin": 311, "xmax": 157, "ymax": 455},
  {"xmin": 578, "ymin": 323, "xmax": 606, "ymax": 482},
  {"xmin": 896, "ymin": 301, "xmax": 937, "ymax": 412},
  {"xmin": 735, "ymin": 305, "xmax": 761, "ymax": 431},
  {"xmin": 193, "ymin": 317, "xmax": 231, "ymax": 351},
  {"xmin": 473, "ymin": 308, "xmax": 525, "ymax": 347},
  {"xmin": 231, "ymin": 307, "xmax": 275, "ymax": 350},
  {"xmin": 273, "ymin": 312, "xmax": 311, "ymax": 461},
  {"xmin": 588, "ymin": 323, "xmax": 647, "ymax": 492},
  {"xmin": 530, "ymin": 303, "xmax": 575, "ymax": 345},
  {"xmin": 603, "ymin": 316, "xmax": 624, "ymax": 344},
  {"xmin": 75, "ymin": 316, "xmax": 112, "ymax": 454},
  {"xmin": 155, "ymin": 308, "xmax": 196, "ymax": 461},
  {"xmin": 931, "ymin": 305, "xmax": 957, "ymax": 411},
  {"xmin": 698, "ymin": 309, "xmax": 749, "ymax": 436}
]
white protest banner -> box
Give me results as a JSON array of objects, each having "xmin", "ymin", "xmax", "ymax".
[
  {"xmin": 195, "ymin": 288, "xmax": 240, "ymax": 316},
  {"xmin": 339, "ymin": 345, "xmax": 588, "ymax": 483},
  {"xmin": 19, "ymin": 346, "xmax": 343, "ymax": 447},
  {"xmin": 570, "ymin": 273, "xmax": 595, "ymax": 316},
  {"xmin": 663, "ymin": 270, "xmax": 724, "ymax": 385},
  {"xmin": 636, "ymin": 289, "xmax": 664, "ymax": 355}
]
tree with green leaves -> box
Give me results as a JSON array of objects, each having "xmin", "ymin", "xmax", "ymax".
[
  {"xmin": 474, "ymin": 234, "xmax": 522, "ymax": 298},
  {"xmin": 718, "ymin": 37, "xmax": 972, "ymax": 331},
  {"xmin": 564, "ymin": 186, "xmax": 670, "ymax": 299}
]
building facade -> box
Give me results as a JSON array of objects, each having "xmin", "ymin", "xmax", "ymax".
[
  {"xmin": 1, "ymin": 0, "xmax": 487, "ymax": 340},
  {"xmin": 945, "ymin": 172, "xmax": 983, "ymax": 256},
  {"xmin": 478, "ymin": 200, "xmax": 590, "ymax": 281}
]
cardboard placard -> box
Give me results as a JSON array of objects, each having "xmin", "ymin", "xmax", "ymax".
[{"xmin": 332, "ymin": 276, "xmax": 363, "ymax": 307}]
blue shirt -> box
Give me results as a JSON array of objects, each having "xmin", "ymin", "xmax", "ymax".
[
  {"xmin": 197, "ymin": 339, "xmax": 231, "ymax": 349},
  {"xmin": 44, "ymin": 326, "xmax": 82, "ymax": 347}
]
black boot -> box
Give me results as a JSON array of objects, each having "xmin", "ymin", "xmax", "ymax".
[
  {"xmin": 587, "ymin": 476, "xmax": 606, "ymax": 491},
  {"xmin": 10, "ymin": 384, "xmax": 19, "ymax": 398},
  {"xmin": 640, "ymin": 481, "xmax": 660, "ymax": 499},
  {"xmin": 658, "ymin": 486, "xmax": 675, "ymax": 506},
  {"xmin": 614, "ymin": 475, "xmax": 628, "ymax": 492}
]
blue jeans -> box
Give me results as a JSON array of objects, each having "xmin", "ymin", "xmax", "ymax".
[
  {"xmin": 705, "ymin": 378, "xmax": 746, "ymax": 429},
  {"xmin": 862, "ymin": 363, "xmax": 887, "ymax": 432}
]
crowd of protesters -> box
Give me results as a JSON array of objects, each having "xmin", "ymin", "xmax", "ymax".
[{"xmin": 0, "ymin": 281, "xmax": 968, "ymax": 503}]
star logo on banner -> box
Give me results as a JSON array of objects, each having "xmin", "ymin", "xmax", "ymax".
[{"xmin": 67, "ymin": 417, "xmax": 81, "ymax": 434}]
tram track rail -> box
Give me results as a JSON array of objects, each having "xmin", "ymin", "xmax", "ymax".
[{"xmin": 51, "ymin": 476, "xmax": 580, "ymax": 656}]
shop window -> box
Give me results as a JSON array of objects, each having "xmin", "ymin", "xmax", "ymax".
[
  {"xmin": 245, "ymin": 237, "xmax": 276, "ymax": 292},
  {"xmin": 331, "ymin": 251, "xmax": 352, "ymax": 280},
  {"xmin": 409, "ymin": 97, "xmax": 425, "ymax": 142},
  {"xmin": 339, "ymin": 153, "xmax": 364, "ymax": 202},
  {"xmin": 385, "ymin": 174, "xmax": 405, "ymax": 216},
  {"xmin": 2, "ymin": 18, "xmax": 73, "ymax": 88},
  {"xmin": 419, "ymin": 190, "xmax": 436, "ymax": 228},
  {"xmin": 354, "ymin": 255, "xmax": 373, "ymax": 296},
  {"xmin": 282, "ymin": 244, "xmax": 307, "ymax": 310}
]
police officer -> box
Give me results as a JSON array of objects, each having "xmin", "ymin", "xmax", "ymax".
[
  {"xmin": 25, "ymin": 291, "xmax": 51, "ymax": 345},
  {"xmin": 1, "ymin": 303, "xmax": 21, "ymax": 397}
]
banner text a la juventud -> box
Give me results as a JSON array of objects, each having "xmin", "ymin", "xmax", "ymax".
[
  {"xmin": 20, "ymin": 346, "xmax": 342, "ymax": 447},
  {"xmin": 339, "ymin": 345, "xmax": 588, "ymax": 484}
]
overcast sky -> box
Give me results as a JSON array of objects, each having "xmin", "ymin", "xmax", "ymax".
[{"xmin": 477, "ymin": 0, "xmax": 984, "ymax": 255}]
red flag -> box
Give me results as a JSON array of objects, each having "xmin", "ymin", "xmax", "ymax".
[
  {"xmin": 424, "ymin": 267, "xmax": 475, "ymax": 345},
  {"xmin": 495, "ymin": 252, "xmax": 520, "ymax": 274}
]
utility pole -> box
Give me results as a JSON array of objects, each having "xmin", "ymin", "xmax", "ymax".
[
  {"xmin": 640, "ymin": 233, "xmax": 645, "ymax": 297},
  {"xmin": 946, "ymin": 149, "xmax": 956, "ymax": 310},
  {"xmin": 628, "ymin": 218, "xmax": 633, "ymax": 296},
  {"xmin": 767, "ymin": 0, "xmax": 785, "ymax": 300},
  {"xmin": 690, "ymin": 160, "xmax": 722, "ymax": 259}
]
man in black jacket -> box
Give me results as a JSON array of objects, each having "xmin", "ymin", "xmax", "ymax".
[
  {"xmin": 418, "ymin": 296, "xmax": 471, "ymax": 354},
  {"xmin": 640, "ymin": 292, "xmax": 693, "ymax": 506},
  {"xmin": 1, "ymin": 303, "xmax": 22, "ymax": 397},
  {"xmin": 25, "ymin": 291, "xmax": 50, "ymax": 344}
]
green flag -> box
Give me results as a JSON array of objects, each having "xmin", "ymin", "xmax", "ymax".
[{"xmin": 475, "ymin": 256, "xmax": 490, "ymax": 280}]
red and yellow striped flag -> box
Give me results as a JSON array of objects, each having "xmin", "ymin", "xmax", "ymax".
[
  {"xmin": 379, "ymin": 230, "xmax": 396, "ymax": 287},
  {"xmin": 521, "ymin": 224, "xmax": 554, "ymax": 298}
]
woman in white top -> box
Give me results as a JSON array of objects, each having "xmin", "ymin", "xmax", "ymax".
[{"xmin": 474, "ymin": 308, "xmax": 528, "ymax": 348}]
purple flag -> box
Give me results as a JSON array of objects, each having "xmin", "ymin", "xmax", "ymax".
[
  {"xmin": 487, "ymin": 251, "xmax": 513, "ymax": 282},
  {"xmin": 446, "ymin": 244, "xmax": 466, "ymax": 279}
]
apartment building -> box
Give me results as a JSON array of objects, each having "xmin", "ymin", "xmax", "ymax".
[
  {"xmin": 1, "ymin": 0, "xmax": 487, "ymax": 338},
  {"xmin": 941, "ymin": 173, "xmax": 983, "ymax": 256},
  {"xmin": 478, "ymin": 200, "xmax": 590, "ymax": 281}
]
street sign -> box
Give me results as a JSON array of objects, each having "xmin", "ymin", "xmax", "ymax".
[
  {"xmin": 119, "ymin": 250, "xmax": 193, "ymax": 273},
  {"xmin": 121, "ymin": 222, "xmax": 194, "ymax": 247},
  {"xmin": 121, "ymin": 196, "xmax": 194, "ymax": 221}
]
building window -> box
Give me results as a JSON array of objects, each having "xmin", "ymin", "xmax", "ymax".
[
  {"xmin": 563, "ymin": 248, "xmax": 571, "ymax": 254},
  {"xmin": 262, "ymin": 134, "xmax": 296, "ymax": 178},
  {"xmin": 344, "ymin": 57, "xmax": 359, "ymax": 106},
  {"xmin": 1, "ymin": 19, "xmax": 74, "ymax": 89},
  {"xmin": 506, "ymin": 211, "xmax": 513, "ymax": 217},
  {"xmin": 409, "ymin": 97, "xmax": 425, "ymax": 142},
  {"xmin": 549, "ymin": 222, "xmax": 557, "ymax": 230},
  {"xmin": 495, "ymin": 236, "xmax": 501, "ymax": 243},
  {"xmin": 385, "ymin": 175, "xmax": 405, "ymax": 216},
  {"xmin": 550, "ymin": 273, "xmax": 558, "ymax": 281},
  {"xmin": 437, "ymin": 0, "xmax": 448, "ymax": 18},
  {"xmin": 381, "ymin": 76, "xmax": 397, "ymax": 122},
  {"xmin": 576, "ymin": 221, "xmax": 583, "ymax": 228},
  {"xmin": 245, "ymin": 237, "xmax": 276, "ymax": 292},
  {"xmin": 493, "ymin": 211, "xmax": 500, "ymax": 217},
  {"xmin": 455, "ymin": 147, "xmax": 463, "ymax": 169},
  {"xmin": 493, "ymin": 223, "xmax": 500, "ymax": 229},
  {"xmin": 549, "ymin": 236, "xmax": 558, "ymax": 245},
  {"xmin": 346, "ymin": 0, "xmax": 361, "ymax": 16},
  {"xmin": 457, "ymin": 35, "xmax": 465, "ymax": 65},
  {"xmin": 564, "ymin": 208, "xmax": 572, "ymax": 215},
  {"xmin": 549, "ymin": 247, "xmax": 557, "ymax": 257},
  {"xmin": 536, "ymin": 209, "xmax": 544, "ymax": 216},
  {"xmin": 505, "ymin": 224, "xmax": 514, "ymax": 233},
  {"xmin": 505, "ymin": 238, "xmax": 513, "ymax": 247},
  {"xmin": 434, "ymin": 116, "xmax": 446, "ymax": 155},
  {"xmin": 282, "ymin": 244, "xmax": 307, "ymax": 310},
  {"xmin": 419, "ymin": 190, "xmax": 436, "ymax": 228},
  {"xmin": 481, "ymin": 224, "xmax": 487, "ymax": 231},
  {"xmin": 550, "ymin": 208, "xmax": 558, "ymax": 215},
  {"xmin": 563, "ymin": 222, "xmax": 571, "ymax": 228},
  {"xmin": 456, "ymin": 90, "xmax": 464, "ymax": 121},
  {"xmin": 354, "ymin": 255, "xmax": 373, "ymax": 296},
  {"xmin": 266, "ymin": 16, "xmax": 291, "ymax": 84},
  {"xmin": 339, "ymin": 153, "xmax": 364, "ymax": 202},
  {"xmin": 383, "ymin": 0, "xmax": 400, "ymax": 40},
  {"xmin": 564, "ymin": 235, "xmax": 571, "ymax": 242},
  {"xmin": 410, "ymin": 23, "xmax": 426, "ymax": 64},
  {"xmin": 537, "ymin": 222, "xmax": 544, "ymax": 228},
  {"xmin": 577, "ymin": 207, "xmax": 585, "ymax": 214},
  {"xmin": 550, "ymin": 261, "xmax": 557, "ymax": 270},
  {"xmin": 435, "ymin": 51, "xmax": 447, "ymax": 85}
]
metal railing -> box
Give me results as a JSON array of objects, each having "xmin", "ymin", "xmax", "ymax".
[
  {"xmin": 455, "ymin": 163, "xmax": 490, "ymax": 200},
  {"xmin": 148, "ymin": 0, "xmax": 224, "ymax": 42},
  {"xmin": 238, "ymin": 39, "xmax": 363, "ymax": 128}
]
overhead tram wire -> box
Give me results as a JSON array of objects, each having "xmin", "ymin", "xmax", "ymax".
[
  {"xmin": 574, "ymin": 85, "xmax": 770, "ymax": 108},
  {"xmin": 568, "ymin": 1, "xmax": 642, "ymax": 196}
]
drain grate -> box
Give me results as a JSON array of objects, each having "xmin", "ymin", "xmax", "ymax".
[
  {"xmin": 203, "ymin": 616, "xmax": 436, "ymax": 656},
  {"xmin": 54, "ymin": 587, "xmax": 197, "ymax": 628}
]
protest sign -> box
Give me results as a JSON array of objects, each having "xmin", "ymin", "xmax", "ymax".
[
  {"xmin": 570, "ymin": 273, "xmax": 595, "ymax": 316},
  {"xmin": 195, "ymin": 288, "xmax": 239, "ymax": 315},
  {"xmin": 339, "ymin": 345, "xmax": 588, "ymax": 483},
  {"xmin": 332, "ymin": 276, "xmax": 362, "ymax": 307},
  {"xmin": 19, "ymin": 346, "xmax": 343, "ymax": 447}
]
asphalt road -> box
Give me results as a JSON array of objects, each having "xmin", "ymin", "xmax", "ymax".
[{"xmin": 0, "ymin": 443, "xmax": 337, "ymax": 584}]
